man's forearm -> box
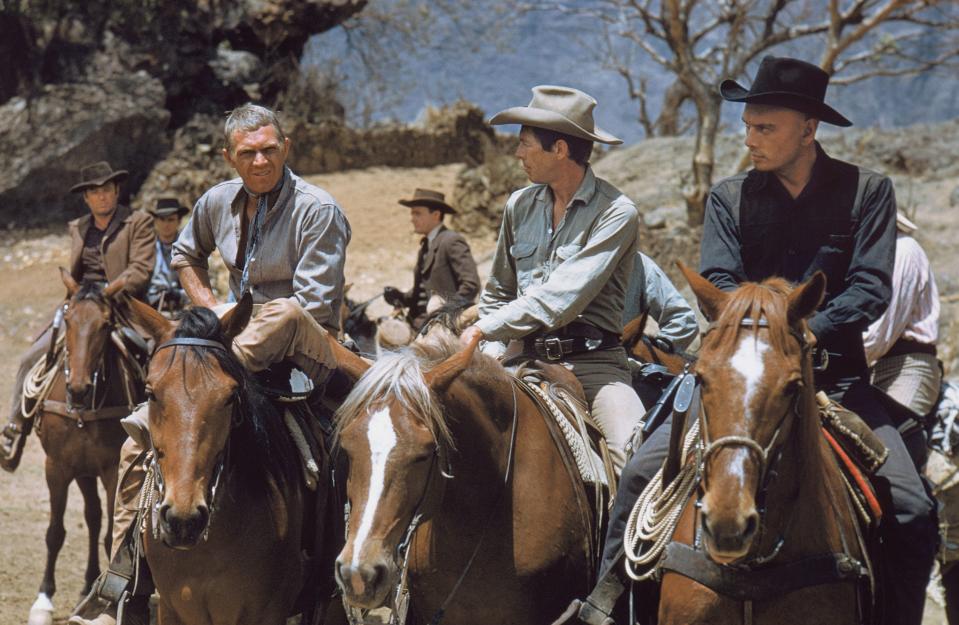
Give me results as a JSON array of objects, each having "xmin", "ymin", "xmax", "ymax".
[{"xmin": 178, "ymin": 265, "xmax": 219, "ymax": 308}]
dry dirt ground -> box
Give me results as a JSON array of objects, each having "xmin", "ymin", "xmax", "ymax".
[{"xmin": 0, "ymin": 162, "xmax": 948, "ymax": 624}]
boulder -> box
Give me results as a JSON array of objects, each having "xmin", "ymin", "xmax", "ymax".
[
  {"xmin": 0, "ymin": 73, "xmax": 169, "ymax": 226},
  {"xmin": 450, "ymin": 152, "xmax": 527, "ymax": 238}
]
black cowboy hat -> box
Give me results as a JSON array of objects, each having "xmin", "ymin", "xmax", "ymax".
[
  {"xmin": 720, "ymin": 56, "xmax": 852, "ymax": 127},
  {"xmin": 398, "ymin": 188, "xmax": 457, "ymax": 214},
  {"xmin": 69, "ymin": 161, "xmax": 129, "ymax": 194},
  {"xmin": 148, "ymin": 197, "xmax": 189, "ymax": 218}
]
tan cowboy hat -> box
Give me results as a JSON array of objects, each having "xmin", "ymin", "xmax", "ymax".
[
  {"xmin": 69, "ymin": 161, "xmax": 129, "ymax": 193},
  {"xmin": 896, "ymin": 211, "xmax": 918, "ymax": 235},
  {"xmin": 398, "ymin": 188, "xmax": 457, "ymax": 214},
  {"xmin": 489, "ymin": 85, "xmax": 622, "ymax": 145},
  {"xmin": 148, "ymin": 197, "xmax": 189, "ymax": 218}
]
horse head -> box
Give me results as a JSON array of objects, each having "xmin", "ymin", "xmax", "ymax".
[
  {"xmin": 124, "ymin": 294, "xmax": 255, "ymax": 548},
  {"xmin": 60, "ymin": 268, "xmax": 126, "ymax": 405},
  {"xmin": 334, "ymin": 331, "xmax": 478, "ymax": 608},
  {"xmin": 679, "ymin": 263, "xmax": 825, "ymax": 563}
]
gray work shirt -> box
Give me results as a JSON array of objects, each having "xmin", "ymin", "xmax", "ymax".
[
  {"xmin": 477, "ymin": 167, "xmax": 639, "ymax": 342},
  {"xmin": 623, "ymin": 252, "xmax": 699, "ymax": 352},
  {"xmin": 171, "ymin": 168, "xmax": 351, "ymax": 331}
]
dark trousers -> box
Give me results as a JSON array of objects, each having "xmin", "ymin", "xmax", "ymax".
[{"xmin": 600, "ymin": 377, "xmax": 937, "ymax": 625}]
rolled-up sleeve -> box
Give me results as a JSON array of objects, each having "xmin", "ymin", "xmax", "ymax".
[
  {"xmin": 291, "ymin": 204, "xmax": 351, "ymax": 326},
  {"xmin": 700, "ymin": 184, "xmax": 745, "ymax": 294},
  {"xmin": 807, "ymin": 175, "xmax": 895, "ymax": 343},
  {"xmin": 475, "ymin": 201, "xmax": 638, "ymax": 341},
  {"xmin": 172, "ymin": 193, "xmax": 217, "ymax": 272}
]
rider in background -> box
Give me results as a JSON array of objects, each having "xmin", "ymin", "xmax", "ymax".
[
  {"xmin": 0, "ymin": 162, "xmax": 154, "ymax": 472},
  {"xmin": 383, "ymin": 188, "xmax": 480, "ymax": 330},
  {"xmin": 146, "ymin": 197, "xmax": 190, "ymax": 316},
  {"xmin": 622, "ymin": 251, "xmax": 698, "ymax": 353},
  {"xmin": 862, "ymin": 211, "xmax": 941, "ymax": 423},
  {"xmin": 460, "ymin": 85, "xmax": 645, "ymax": 475}
]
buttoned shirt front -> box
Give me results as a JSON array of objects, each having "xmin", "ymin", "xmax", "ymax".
[
  {"xmin": 477, "ymin": 167, "xmax": 639, "ymax": 342},
  {"xmin": 172, "ymin": 168, "xmax": 351, "ymax": 331}
]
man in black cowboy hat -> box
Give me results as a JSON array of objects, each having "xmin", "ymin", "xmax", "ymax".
[
  {"xmin": 461, "ymin": 85, "xmax": 646, "ymax": 475},
  {"xmin": 383, "ymin": 188, "xmax": 480, "ymax": 329},
  {"xmin": 0, "ymin": 161, "xmax": 155, "ymax": 472},
  {"xmin": 557, "ymin": 56, "xmax": 936, "ymax": 625},
  {"xmin": 146, "ymin": 197, "xmax": 190, "ymax": 313}
]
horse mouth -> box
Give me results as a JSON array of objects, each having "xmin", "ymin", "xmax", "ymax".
[{"xmin": 335, "ymin": 556, "xmax": 398, "ymax": 610}]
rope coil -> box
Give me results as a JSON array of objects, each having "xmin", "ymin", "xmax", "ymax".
[
  {"xmin": 21, "ymin": 333, "xmax": 65, "ymax": 420},
  {"xmin": 623, "ymin": 420, "xmax": 701, "ymax": 581}
]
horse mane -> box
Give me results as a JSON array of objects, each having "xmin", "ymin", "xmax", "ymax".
[
  {"xmin": 335, "ymin": 326, "xmax": 508, "ymax": 451},
  {"xmin": 168, "ymin": 307, "xmax": 297, "ymax": 493},
  {"xmin": 75, "ymin": 280, "xmax": 108, "ymax": 303},
  {"xmin": 706, "ymin": 278, "xmax": 837, "ymax": 518}
]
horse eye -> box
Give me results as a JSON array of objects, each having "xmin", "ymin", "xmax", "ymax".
[{"xmin": 145, "ymin": 387, "xmax": 156, "ymax": 402}]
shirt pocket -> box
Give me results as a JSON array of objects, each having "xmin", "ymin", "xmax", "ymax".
[{"xmin": 510, "ymin": 242, "xmax": 539, "ymax": 292}]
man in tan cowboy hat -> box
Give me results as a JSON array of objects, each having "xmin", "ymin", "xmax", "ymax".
[
  {"xmin": 460, "ymin": 85, "xmax": 645, "ymax": 474},
  {"xmin": 383, "ymin": 188, "xmax": 480, "ymax": 329},
  {"xmin": 146, "ymin": 197, "xmax": 190, "ymax": 313},
  {"xmin": 0, "ymin": 161, "xmax": 155, "ymax": 472},
  {"xmin": 71, "ymin": 103, "xmax": 350, "ymax": 625}
]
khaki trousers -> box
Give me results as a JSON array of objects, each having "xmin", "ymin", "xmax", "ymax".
[
  {"xmin": 110, "ymin": 298, "xmax": 336, "ymax": 553},
  {"xmin": 565, "ymin": 347, "xmax": 646, "ymax": 475}
]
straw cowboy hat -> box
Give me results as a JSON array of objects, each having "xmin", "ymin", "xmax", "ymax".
[
  {"xmin": 720, "ymin": 56, "xmax": 852, "ymax": 127},
  {"xmin": 489, "ymin": 85, "xmax": 623, "ymax": 145},
  {"xmin": 896, "ymin": 211, "xmax": 918, "ymax": 235},
  {"xmin": 398, "ymin": 188, "xmax": 457, "ymax": 214},
  {"xmin": 148, "ymin": 197, "xmax": 190, "ymax": 218},
  {"xmin": 69, "ymin": 161, "xmax": 129, "ymax": 193}
]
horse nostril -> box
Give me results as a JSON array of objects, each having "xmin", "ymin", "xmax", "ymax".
[
  {"xmin": 159, "ymin": 503, "xmax": 171, "ymax": 524},
  {"xmin": 196, "ymin": 504, "xmax": 210, "ymax": 529},
  {"xmin": 369, "ymin": 562, "xmax": 386, "ymax": 588},
  {"xmin": 742, "ymin": 512, "xmax": 759, "ymax": 541}
]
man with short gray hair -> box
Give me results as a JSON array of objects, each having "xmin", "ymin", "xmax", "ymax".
[{"xmin": 71, "ymin": 102, "xmax": 351, "ymax": 625}]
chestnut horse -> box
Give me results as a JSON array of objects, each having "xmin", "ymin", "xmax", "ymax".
[
  {"xmin": 27, "ymin": 271, "xmax": 142, "ymax": 625},
  {"xmin": 621, "ymin": 314, "xmax": 691, "ymax": 376},
  {"xmin": 123, "ymin": 295, "xmax": 339, "ymax": 625},
  {"xmin": 653, "ymin": 266, "xmax": 867, "ymax": 624},
  {"xmin": 334, "ymin": 328, "xmax": 597, "ymax": 625}
]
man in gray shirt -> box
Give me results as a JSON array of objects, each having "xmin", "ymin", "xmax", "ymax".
[
  {"xmin": 71, "ymin": 103, "xmax": 351, "ymax": 625},
  {"xmin": 460, "ymin": 85, "xmax": 644, "ymax": 474}
]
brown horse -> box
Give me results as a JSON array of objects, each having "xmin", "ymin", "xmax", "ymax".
[
  {"xmin": 653, "ymin": 266, "xmax": 866, "ymax": 624},
  {"xmin": 27, "ymin": 271, "xmax": 141, "ymax": 625},
  {"xmin": 123, "ymin": 295, "xmax": 340, "ymax": 625},
  {"xmin": 334, "ymin": 327, "xmax": 597, "ymax": 625},
  {"xmin": 621, "ymin": 314, "xmax": 690, "ymax": 376}
]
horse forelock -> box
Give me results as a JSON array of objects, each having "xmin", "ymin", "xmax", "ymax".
[
  {"xmin": 75, "ymin": 280, "xmax": 108, "ymax": 304},
  {"xmin": 705, "ymin": 279, "xmax": 797, "ymax": 358},
  {"xmin": 157, "ymin": 307, "xmax": 295, "ymax": 492}
]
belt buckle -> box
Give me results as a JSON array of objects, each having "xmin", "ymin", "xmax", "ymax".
[
  {"xmin": 812, "ymin": 347, "xmax": 830, "ymax": 372},
  {"xmin": 543, "ymin": 336, "xmax": 564, "ymax": 361}
]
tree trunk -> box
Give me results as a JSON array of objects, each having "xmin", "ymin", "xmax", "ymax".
[
  {"xmin": 654, "ymin": 81, "xmax": 690, "ymax": 136},
  {"xmin": 684, "ymin": 92, "xmax": 722, "ymax": 225}
]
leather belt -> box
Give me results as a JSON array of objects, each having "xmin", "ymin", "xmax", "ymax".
[{"xmin": 523, "ymin": 323, "xmax": 620, "ymax": 361}]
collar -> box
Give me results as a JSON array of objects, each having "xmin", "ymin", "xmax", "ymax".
[
  {"xmin": 534, "ymin": 165, "xmax": 597, "ymax": 209},
  {"xmin": 744, "ymin": 142, "xmax": 839, "ymax": 199},
  {"xmin": 230, "ymin": 166, "xmax": 292, "ymax": 216},
  {"xmin": 426, "ymin": 223, "xmax": 444, "ymax": 244}
]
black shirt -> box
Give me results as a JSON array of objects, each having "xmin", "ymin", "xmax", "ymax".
[{"xmin": 699, "ymin": 143, "xmax": 897, "ymax": 379}]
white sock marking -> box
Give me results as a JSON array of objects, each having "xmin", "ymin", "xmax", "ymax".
[
  {"xmin": 30, "ymin": 593, "xmax": 53, "ymax": 612},
  {"xmin": 351, "ymin": 406, "xmax": 397, "ymax": 567}
]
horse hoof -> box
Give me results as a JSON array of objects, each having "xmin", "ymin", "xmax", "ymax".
[{"xmin": 27, "ymin": 593, "xmax": 54, "ymax": 625}]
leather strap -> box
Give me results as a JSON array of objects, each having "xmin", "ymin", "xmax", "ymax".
[
  {"xmin": 524, "ymin": 333, "xmax": 620, "ymax": 361},
  {"xmin": 660, "ymin": 542, "xmax": 864, "ymax": 602},
  {"xmin": 154, "ymin": 337, "xmax": 228, "ymax": 355},
  {"xmin": 40, "ymin": 400, "xmax": 130, "ymax": 421}
]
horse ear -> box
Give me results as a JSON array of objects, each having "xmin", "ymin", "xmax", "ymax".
[
  {"xmin": 787, "ymin": 271, "xmax": 827, "ymax": 325},
  {"xmin": 424, "ymin": 333, "xmax": 480, "ymax": 394},
  {"xmin": 219, "ymin": 292, "xmax": 253, "ymax": 341},
  {"xmin": 102, "ymin": 277, "xmax": 127, "ymax": 299},
  {"xmin": 326, "ymin": 333, "xmax": 371, "ymax": 382},
  {"xmin": 60, "ymin": 267, "xmax": 80, "ymax": 296},
  {"xmin": 122, "ymin": 295, "xmax": 174, "ymax": 343},
  {"xmin": 343, "ymin": 283, "xmax": 353, "ymax": 296},
  {"xmin": 677, "ymin": 261, "xmax": 729, "ymax": 321}
]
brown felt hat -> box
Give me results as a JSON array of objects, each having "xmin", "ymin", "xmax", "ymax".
[
  {"xmin": 148, "ymin": 197, "xmax": 189, "ymax": 218},
  {"xmin": 489, "ymin": 85, "xmax": 623, "ymax": 145},
  {"xmin": 398, "ymin": 188, "xmax": 457, "ymax": 214},
  {"xmin": 69, "ymin": 161, "xmax": 129, "ymax": 194}
]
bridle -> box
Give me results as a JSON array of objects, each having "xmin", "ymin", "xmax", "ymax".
[
  {"xmin": 696, "ymin": 316, "xmax": 811, "ymax": 564},
  {"xmin": 62, "ymin": 297, "xmax": 117, "ymax": 415},
  {"xmin": 147, "ymin": 337, "xmax": 237, "ymax": 542}
]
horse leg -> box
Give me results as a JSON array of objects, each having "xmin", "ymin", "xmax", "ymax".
[
  {"xmin": 76, "ymin": 475, "xmax": 103, "ymax": 595},
  {"xmin": 101, "ymin": 457, "xmax": 119, "ymax": 559},
  {"xmin": 157, "ymin": 597, "xmax": 184, "ymax": 625},
  {"xmin": 31, "ymin": 461, "xmax": 71, "ymax": 625}
]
